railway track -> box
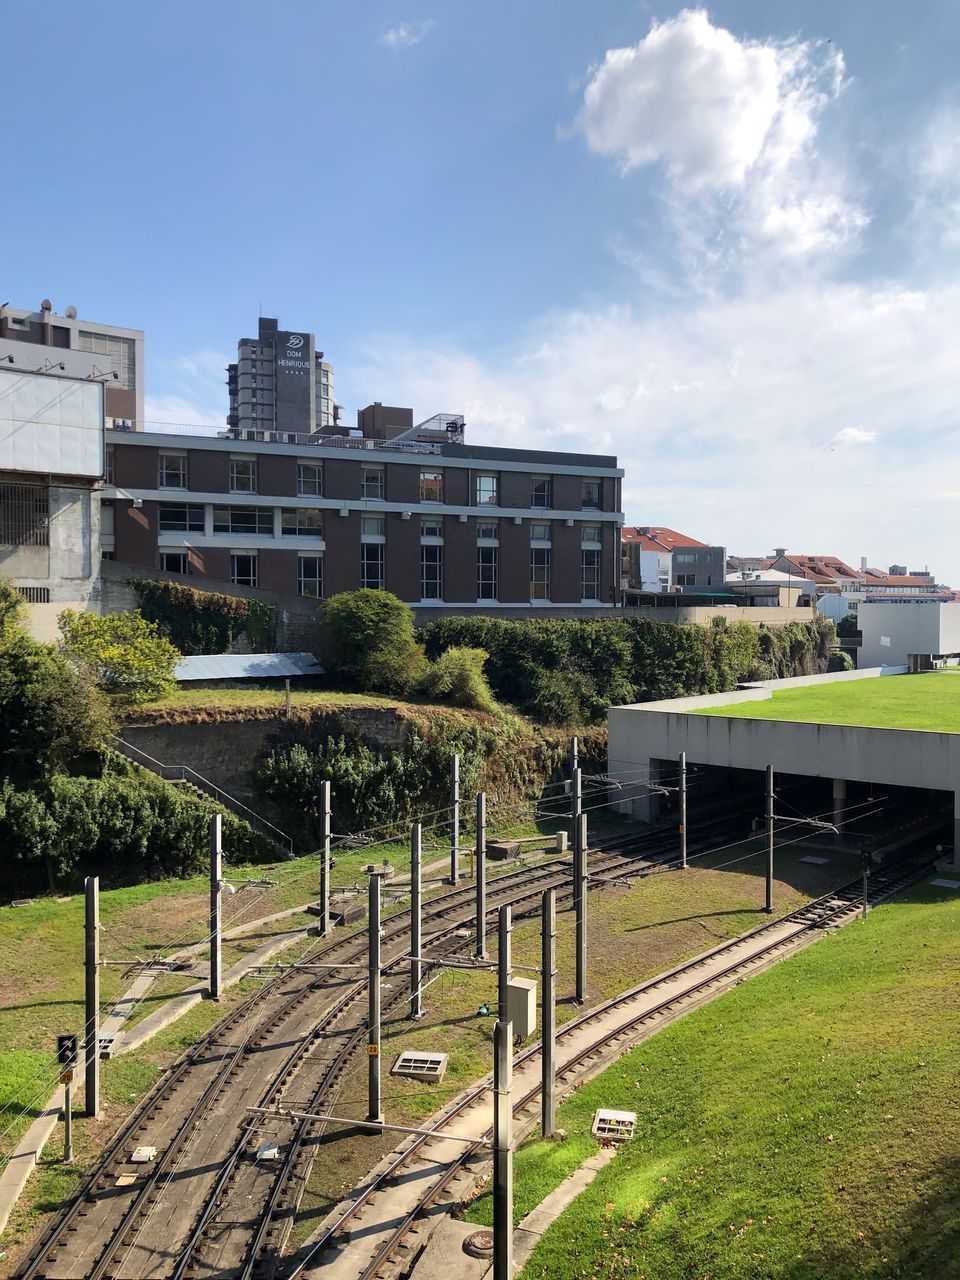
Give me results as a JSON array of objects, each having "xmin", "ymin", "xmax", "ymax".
[
  {"xmin": 283, "ymin": 849, "xmax": 937, "ymax": 1280},
  {"xmin": 16, "ymin": 815, "xmax": 729, "ymax": 1280}
]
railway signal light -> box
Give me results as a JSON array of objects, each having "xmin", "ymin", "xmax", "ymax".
[{"xmin": 57, "ymin": 1033, "xmax": 78, "ymax": 1068}]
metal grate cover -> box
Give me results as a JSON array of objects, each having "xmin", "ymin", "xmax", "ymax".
[
  {"xmin": 391, "ymin": 1050, "xmax": 448, "ymax": 1082},
  {"xmin": 592, "ymin": 1109, "xmax": 637, "ymax": 1142}
]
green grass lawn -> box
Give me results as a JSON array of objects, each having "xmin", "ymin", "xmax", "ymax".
[
  {"xmin": 472, "ymin": 878, "xmax": 960, "ymax": 1280},
  {"xmin": 693, "ymin": 671, "xmax": 960, "ymax": 733},
  {"xmin": 124, "ymin": 685, "xmax": 426, "ymax": 718}
]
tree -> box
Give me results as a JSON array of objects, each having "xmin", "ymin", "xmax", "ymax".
[
  {"xmin": 58, "ymin": 609, "xmax": 180, "ymax": 704},
  {"xmin": 0, "ymin": 578, "xmax": 26, "ymax": 645},
  {"xmin": 0, "ymin": 633, "xmax": 112, "ymax": 785},
  {"xmin": 318, "ymin": 590, "xmax": 427, "ymax": 695},
  {"xmin": 836, "ymin": 612, "xmax": 861, "ymax": 638},
  {"xmin": 421, "ymin": 646, "xmax": 496, "ymax": 712}
]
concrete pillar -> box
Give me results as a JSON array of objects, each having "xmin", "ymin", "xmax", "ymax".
[
  {"xmin": 633, "ymin": 759, "xmax": 661, "ymax": 824},
  {"xmin": 953, "ymin": 792, "xmax": 960, "ymax": 869},
  {"xmin": 832, "ymin": 778, "xmax": 847, "ymax": 835}
]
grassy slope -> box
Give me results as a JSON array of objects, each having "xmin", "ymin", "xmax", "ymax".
[
  {"xmin": 476, "ymin": 880, "xmax": 960, "ymax": 1280},
  {"xmin": 693, "ymin": 671, "xmax": 960, "ymax": 732}
]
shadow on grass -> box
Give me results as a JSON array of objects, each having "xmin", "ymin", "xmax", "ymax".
[{"xmin": 625, "ymin": 908, "xmax": 760, "ymax": 933}]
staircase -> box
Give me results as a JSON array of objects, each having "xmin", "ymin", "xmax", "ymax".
[{"xmin": 112, "ymin": 736, "xmax": 295, "ymax": 857}]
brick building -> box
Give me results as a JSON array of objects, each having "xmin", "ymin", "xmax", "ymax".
[{"xmin": 103, "ymin": 414, "xmax": 623, "ymax": 609}]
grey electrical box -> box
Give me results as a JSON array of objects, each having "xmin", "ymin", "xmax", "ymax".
[{"xmin": 507, "ymin": 977, "xmax": 537, "ymax": 1039}]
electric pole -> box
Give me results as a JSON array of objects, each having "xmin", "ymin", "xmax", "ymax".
[
  {"xmin": 493, "ymin": 905, "xmax": 513, "ymax": 1280},
  {"xmin": 541, "ymin": 889, "xmax": 556, "ymax": 1138},
  {"xmin": 679, "ymin": 751, "xmax": 688, "ymax": 870},
  {"xmin": 319, "ymin": 780, "xmax": 331, "ymax": 936},
  {"xmin": 210, "ymin": 814, "xmax": 222, "ymax": 1000},
  {"xmin": 765, "ymin": 765, "xmax": 775, "ymax": 914},
  {"xmin": 367, "ymin": 871, "xmax": 383, "ymax": 1123},
  {"xmin": 575, "ymin": 812, "xmax": 588, "ymax": 1002},
  {"xmin": 475, "ymin": 791, "xmax": 487, "ymax": 960},
  {"xmin": 450, "ymin": 752, "xmax": 461, "ymax": 884},
  {"xmin": 84, "ymin": 875, "xmax": 99, "ymax": 1118},
  {"xmin": 410, "ymin": 823, "xmax": 423, "ymax": 1019}
]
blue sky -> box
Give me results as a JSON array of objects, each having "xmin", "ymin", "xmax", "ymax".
[{"xmin": 4, "ymin": 2, "xmax": 960, "ymax": 577}]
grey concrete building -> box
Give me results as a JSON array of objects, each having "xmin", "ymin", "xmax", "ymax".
[{"xmin": 226, "ymin": 317, "xmax": 335, "ymax": 436}]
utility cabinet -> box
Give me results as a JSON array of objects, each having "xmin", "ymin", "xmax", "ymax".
[{"xmin": 506, "ymin": 977, "xmax": 537, "ymax": 1039}]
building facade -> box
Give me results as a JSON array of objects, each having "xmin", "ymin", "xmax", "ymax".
[
  {"xmin": 226, "ymin": 317, "xmax": 335, "ymax": 436},
  {"xmin": 0, "ymin": 299, "xmax": 144, "ymax": 429},
  {"xmin": 621, "ymin": 526, "xmax": 725, "ymax": 593},
  {"xmin": 103, "ymin": 421, "xmax": 623, "ymax": 609}
]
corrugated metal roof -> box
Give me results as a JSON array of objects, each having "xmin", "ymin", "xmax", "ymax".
[{"xmin": 174, "ymin": 652, "xmax": 323, "ymax": 682}]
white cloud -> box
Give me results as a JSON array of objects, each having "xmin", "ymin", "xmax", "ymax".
[
  {"xmin": 144, "ymin": 350, "xmax": 230, "ymax": 432},
  {"xmin": 343, "ymin": 279, "xmax": 960, "ymax": 579},
  {"xmin": 911, "ymin": 103, "xmax": 960, "ymax": 248},
  {"xmin": 830, "ymin": 426, "xmax": 877, "ymax": 447},
  {"xmin": 575, "ymin": 9, "xmax": 866, "ymax": 259},
  {"xmin": 380, "ymin": 20, "xmax": 434, "ymax": 48}
]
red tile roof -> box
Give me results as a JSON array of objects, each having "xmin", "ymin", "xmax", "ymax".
[{"xmin": 621, "ymin": 526, "xmax": 710, "ymax": 552}]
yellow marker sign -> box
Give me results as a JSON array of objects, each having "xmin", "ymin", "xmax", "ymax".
[
  {"xmin": 367, "ymin": 1044, "xmax": 379, "ymax": 1057},
  {"xmin": 60, "ymin": 1070, "xmax": 74, "ymax": 1086}
]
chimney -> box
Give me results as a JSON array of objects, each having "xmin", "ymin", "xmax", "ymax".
[
  {"xmin": 773, "ymin": 547, "xmax": 786, "ymax": 558},
  {"xmin": 860, "ymin": 556, "xmax": 868, "ymax": 572}
]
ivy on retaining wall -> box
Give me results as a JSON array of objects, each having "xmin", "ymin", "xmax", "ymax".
[{"xmin": 129, "ymin": 579, "xmax": 277, "ymax": 655}]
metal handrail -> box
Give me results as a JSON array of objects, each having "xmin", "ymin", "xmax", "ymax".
[{"xmin": 112, "ymin": 737, "xmax": 294, "ymax": 854}]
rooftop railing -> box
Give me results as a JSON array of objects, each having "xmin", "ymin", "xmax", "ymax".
[{"xmin": 108, "ymin": 420, "xmax": 451, "ymax": 454}]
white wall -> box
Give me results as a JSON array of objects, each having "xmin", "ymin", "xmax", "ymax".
[
  {"xmin": 0, "ymin": 367, "xmax": 104, "ymax": 478},
  {"xmin": 859, "ymin": 601, "xmax": 960, "ymax": 667}
]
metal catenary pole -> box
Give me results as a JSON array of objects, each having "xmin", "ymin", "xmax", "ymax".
[
  {"xmin": 367, "ymin": 872, "xmax": 383, "ymax": 1122},
  {"xmin": 575, "ymin": 812, "xmax": 588, "ymax": 1002},
  {"xmin": 84, "ymin": 875, "xmax": 100, "ymax": 1118},
  {"xmin": 493, "ymin": 905, "xmax": 513, "ymax": 1280},
  {"xmin": 63, "ymin": 1079, "xmax": 73, "ymax": 1162},
  {"xmin": 541, "ymin": 888, "xmax": 556, "ymax": 1138},
  {"xmin": 319, "ymin": 780, "xmax": 331, "ymax": 936},
  {"xmin": 571, "ymin": 735, "xmax": 579, "ymax": 775},
  {"xmin": 765, "ymin": 765, "xmax": 775, "ymax": 914},
  {"xmin": 209, "ymin": 814, "xmax": 223, "ymax": 1000},
  {"xmin": 861, "ymin": 852, "xmax": 870, "ymax": 919},
  {"xmin": 571, "ymin": 764, "xmax": 582, "ymax": 851},
  {"xmin": 679, "ymin": 751, "xmax": 688, "ymax": 870},
  {"xmin": 475, "ymin": 791, "xmax": 487, "ymax": 960},
  {"xmin": 410, "ymin": 823, "xmax": 423, "ymax": 1019},
  {"xmin": 450, "ymin": 752, "xmax": 461, "ymax": 884}
]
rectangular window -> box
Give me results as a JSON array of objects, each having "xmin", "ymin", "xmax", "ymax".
[
  {"xmin": 159, "ymin": 504, "xmax": 204, "ymax": 532},
  {"xmin": 104, "ymin": 444, "xmax": 115, "ymax": 486},
  {"xmin": 675, "ymin": 552, "xmax": 696, "ymax": 565},
  {"xmin": 530, "ymin": 476, "xmax": 551, "ymax": 507},
  {"xmin": 212, "ymin": 506, "xmax": 273, "ymax": 535},
  {"xmin": 76, "ymin": 329, "xmax": 135, "ymax": 390},
  {"xmin": 581, "ymin": 523, "xmax": 602, "ymax": 544},
  {"xmin": 477, "ymin": 545, "xmax": 499, "ymax": 599},
  {"xmin": 581, "ymin": 479, "xmax": 601, "ymax": 509},
  {"xmin": 530, "ymin": 522, "xmax": 551, "ymax": 542},
  {"xmin": 159, "ymin": 551, "xmax": 188, "ymax": 574},
  {"xmin": 361, "ymin": 515, "xmax": 385, "ymax": 538},
  {"xmin": 158, "ymin": 453, "xmax": 187, "ymax": 488},
  {"xmin": 0, "ymin": 482, "xmax": 48, "ymax": 546},
  {"xmin": 531, "ymin": 547, "xmax": 550, "ymax": 600},
  {"xmin": 281, "ymin": 508, "xmax": 324, "ymax": 537},
  {"xmin": 362, "ymin": 465, "xmax": 384, "ymax": 500},
  {"xmin": 420, "ymin": 469, "xmax": 443, "ymax": 503},
  {"xmin": 421, "ymin": 518, "xmax": 443, "ymax": 539},
  {"xmin": 477, "ymin": 521, "xmax": 499, "ymax": 541},
  {"xmin": 297, "ymin": 463, "xmax": 323, "ymax": 496},
  {"xmin": 420, "ymin": 544, "xmax": 443, "ymax": 599},
  {"xmin": 475, "ymin": 473, "xmax": 499, "ymax": 505},
  {"xmin": 231, "ymin": 553, "xmax": 258, "ymax": 587},
  {"xmin": 676, "ymin": 573, "xmax": 696, "ymax": 587},
  {"xmin": 230, "ymin": 458, "xmax": 257, "ymax": 493},
  {"xmin": 581, "ymin": 548, "xmax": 601, "ymax": 600},
  {"xmin": 361, "ymin": 542, "xmax": 385, "ymax": 590},
  {"xmin": 298, "ymin": 555, "xmax": 323, "ymax": 598}
]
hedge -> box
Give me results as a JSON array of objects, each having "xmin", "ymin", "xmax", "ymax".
[
  {"xmin": 128, "ymin": 579, "xmax": 277, "ymax": 655},
  {"xmin": 419, "ymin": 615, "xmax": 835, "ymax": 724}
]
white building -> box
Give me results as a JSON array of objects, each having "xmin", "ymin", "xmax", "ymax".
[{"xmin": 859, "ymin": 600, "xmax": 960, "ymax": 670}]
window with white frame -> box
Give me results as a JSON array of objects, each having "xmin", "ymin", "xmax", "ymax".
[
  {"xmin": 231, "ymin": 553, "xmax": 258, "ymax": 587},
  {"xmin": 281, "ymin": 508, "xmax": 324, "ymax": 537},
  {"xmin": 158, "ymin": 453, "xmax": 187, "ymax": 488},
  {"xmin": 362, "ymin": 465, "xmax": 384, "ymax": 500},
  {"xmin": 230, "ymin": 458, "xmax": 257, "ymax": 493},
  {"xmin": 361, "ymin": 515, "xmax": 385, "ymax": 538},
  {"xmin": 475, "ymin": 473, "xmax": 499, "ymax": 505},
  {"xmin": 159, "ymin": 551, "xmax": 188, "ymax": 575},
  {"xmin": 530, "ymin": 547, "xmax": 550, "ymax": 600},
  {"xmin": 530, "ymin": 476, "xmax": 551, "ymax": 507},
  {"xmin": 581, "ymin": 479, "xmax": 601, "ymax": 509},
  {"xmin": 420, "ymin": 544, "xmax": 443, "ymax": 599},
  {"xmin": 581, "ymin": 548, "xmax": 601, "ymax": 600},
  {"xmin": 297, "ymin": 462, "xmax": 323, "ymax": 496},
  {"xmin": 581, "ymin": 523, "xmax": 602, "ymax": 544},
  {"xmin": 104, "ymin": 444, "xmax": 115, "ymax": 485},
  {"xmin": 298, "ymin": 555, "xmax": 323, "ymax": 598},
  {"xmin": 159, "ymin": 504, "xmax": 204, "ymax": 532},
  {"xmin": 530, "ymin": 522, "xmax": 551, "ymax": 542},
  {"xmin": 213, "ymin": 506, "xmax": 272, "ymax": 535},
  {"xmin": 361, "ymin": 542, "xmax": 385, "ymax": 589},
  {"xmin": 421, "ymin": 518, "xmax": 443, "ymax": 539},
  {"xmin": 477, "ymin": 545, "xmax": 499, "ymax": 599},
  {"xmin": 420, "ymin": 470, "xmax": 443, "ymax": 503},
  {"xmin": 477, "ymin": 520, "xmax": 499, "ymax": 542}
]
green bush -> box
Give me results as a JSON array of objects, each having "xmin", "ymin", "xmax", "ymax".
[
  {"xmin": 1, "ymin": 764, "xmax": 276, "ymax": 899},
  {"xmin": 0, "ymin": 633, "xmax": 111, "ymax": 785},
  {"xmin": 421, "ymin": 646, "xmax": 496, "ymax": 712},
  {"xmin": 828, "ymin": 650, "xmax": 855, "ymax": 672},
  {"xmin": 318, "ymin": 590, "xmax": 427, "ymax": 695},
  {"xmin": 836, "ymin": 612, "xmax": 861, "ymax": 639},
  {"xmin": 0, "ymin": 578, "xmax": 26, "ymax": 643},
  {"xmin": 58, "ymin": 609, "xmax": 180, "ymax": 704},
  {"xmin": 129, "ymin": 579, "xmax": 277, "ymax": 655}
]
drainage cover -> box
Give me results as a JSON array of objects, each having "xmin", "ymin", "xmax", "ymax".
[
  {"xmin": 463, "ymin": 1229, "xmax": 495, "ymax": 1259},
  {"xmin": 591, "ymin": 1109, "xmax": 637, "ymax": 1142},
  {"xmin": 391, "ymin": 1050, "xmax": 448, "ymax": 1082}
]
